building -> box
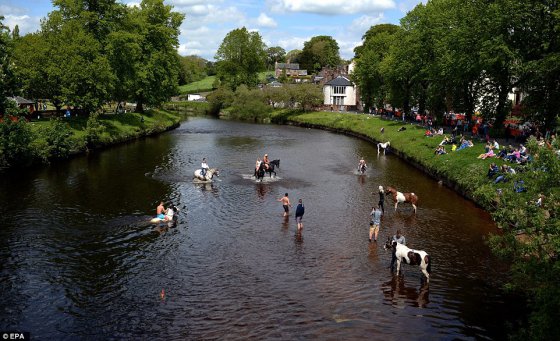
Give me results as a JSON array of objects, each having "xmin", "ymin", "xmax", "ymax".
[
  {"xmin": 323, "ymin": 76, "xmax": 358, "ymax": 111},
  {"xmin": 274, "ymin": 62, "xmax": 307, "ymax": 78}
]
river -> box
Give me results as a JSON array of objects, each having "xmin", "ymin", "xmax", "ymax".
[{"xmin": 0, "ymin": 117, "xmax": 521, "ymax": 340}]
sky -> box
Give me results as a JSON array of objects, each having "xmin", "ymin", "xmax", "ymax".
[{"xmin": 0, "ymin": 0, "xmax": 423, "ymax": 61}]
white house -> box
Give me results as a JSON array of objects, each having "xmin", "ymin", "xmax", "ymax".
[
  {"xmin": 323, "ymin": 76, "xmax": 357, "ymax": 111},
  {"xmin": 187, "ymin": 93, "xmax": 204, "ymax": 101}
]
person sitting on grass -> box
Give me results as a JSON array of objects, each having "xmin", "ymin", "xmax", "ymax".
[
  {"xmin": 436, "ymin": 128, "xmax": 444, "ymax": 135},
  {"xmin": 425, "ymin": 129, "xmax": 434, "ymax": 137},
  {"xmin": 477, "ymin": 142, "xmax": 495, "ymax": 159},
  {"xmin": 439, "ymin": 135, "xmax": 452, "ymax": 146},
  {"xmin": 505, "ymin": 148, "xmax": 521, "ymax": 163},
  {"xmin": 456, "ymin": 138, "xmax": 474, "ymax": 151},
  {"xmin": 487, "ymin": 163, "xmax": 499, "ymax": 179},
  {"xmin": 434, "ymin": 145, "xmax": 447, "ymax": 155},
  {"xmin": 494, "ymin": 164, "xmax": 516, "ymax": 184}
]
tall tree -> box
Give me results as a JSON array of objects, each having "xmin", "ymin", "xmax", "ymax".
[
  {"xmin": 266, "ymin": 46, "xmax": 286, "ymax": 70},
  {"xmin": 299, "ymin": 36, "xmax": 341, "ymax": 73},
  {"xmin": 215, "ymin": 27, "xmax": 267, "ymax": 89},
  {"xmin": 285, "ymin": 49, "xmax": 302, "ymax": 64},
  {"xmin": 178, "ymin": 55, "xmax": 208, "ymax": 85},
  {"xmin": 0, "ymin": 16, "xmax": 19, "ymax": 114},
  {"xmin": 352, "ymin": 24, "xmax": 398, "ymax": 112},
  {"xmin": 128, "ymin": 0, "xmax": 184, "ymax": 112}
]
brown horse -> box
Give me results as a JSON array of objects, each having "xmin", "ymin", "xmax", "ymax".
[{"xmin": 386, "ymin": 186, "xmax": 418, "ymax": 213}]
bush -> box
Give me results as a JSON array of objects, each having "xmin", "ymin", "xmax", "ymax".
[
  {"xmin": 85, "ymin": 113, "xmax": 106, "ymax": 148},
  {"xmin": 35, "ymin": 118, "xmax": 74, "ymax": 160},
  {"xmin": 229, "ymin": 85, "xmax": 272, "ymax": 121},
  {"xmin": 0, "ymin": 118, "xmax": 35, "ymax": 167}
]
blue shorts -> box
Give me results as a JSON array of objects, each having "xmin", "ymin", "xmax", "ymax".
[{"xmin": 157, "ymin": 214, "xmax": 165, "ymax": 219}]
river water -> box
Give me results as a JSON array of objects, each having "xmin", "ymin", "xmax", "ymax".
[{"xmin": 0, "ymin": 117, "xmax": 520, "ymax": 340}]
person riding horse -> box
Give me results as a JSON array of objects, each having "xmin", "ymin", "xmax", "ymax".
[
  {"xmin": 263, "ymin": 154, "xmax": 270, "ymax": 171},
  {"xmin": 201, "ymin": 158, "xmax": 209, "ymax": 177}
]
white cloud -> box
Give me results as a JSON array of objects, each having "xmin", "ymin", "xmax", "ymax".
[
  {"xmin": 3, "ymin": 14, "xmax": 41, "ymax": 35},
  {"xmin": 269, "ymin": 0, "xmax": 396, "ymax": 15},
  {"xmin": 277, "ymin": 36, "xmax": 308, "ymax": 52},
  {"xmin": 350, "ymin": 13, "xmax": 385, "ymax": 33},
  {"xmin": 256, "ymin": 13, "xmax": 277, "ymax": 28},
  {"xmin": 125, "ymin": 2, "xmax": 140, "ymax": 8}
]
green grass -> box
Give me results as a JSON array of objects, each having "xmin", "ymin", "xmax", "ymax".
[
  {"xmin": 30, "ymin": 109, "xmax": 182, "ymax": 151},
  {"xmin": 178, "ymin": 72, "xmax": 275, "ymax": 95},
  {"xmin": 178, "ymin": 76, "xmax": 216, "ymax": 94}
]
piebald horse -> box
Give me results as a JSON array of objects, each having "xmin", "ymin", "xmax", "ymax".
[
  {"xmin": 386, "ymin": 186, "xmax": 418, "ymax": 213},
  {"xmin": 384, "ymin": 238, "xmax": 431, "ymax": 283},
  {"xmin": 194, "ymin": 168, "xmax": 219, "ymax": 182},
  {"xmin": 378, "ymin": 141, "xmax": 390, "ymax": 154}
]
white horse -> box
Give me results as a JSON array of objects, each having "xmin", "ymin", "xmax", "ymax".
[
  {"xmin": 385, "ymin": 238, "xmax": 431, "ymax": 283},
  {"xmin": 378, "ymin": 141, "xmax": 390, "ymax": 154},
  {"xmin": 193, "ymin": 168, "xmax": 219, "ymax": 182}
]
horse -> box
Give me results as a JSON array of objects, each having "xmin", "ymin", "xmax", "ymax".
[
  {"xmin": 385, "ymin": 186, "xmax": 418, "ymax": 213},
  {"xmin": 255, "ymin": 162, "xmax": 265, "ymax": 182},
  {"xmin": 378, "ymin": 141, "xmax": 390, "ymax": 154},
  {"xmin": 193, "ymin": 168, "xmax": 219, "ymax": 182},
  {"xmin": 264, "ymin": 159, "xmax": 280, "ymax": 178},
  {"xmin": 384, "ymin": 238, "xmax": 431, "ymax": 283}
]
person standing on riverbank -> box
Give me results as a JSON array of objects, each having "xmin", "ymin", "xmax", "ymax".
[
  {"xmin": 370, "ymin": 206, "xmax": 382, "ymax": 242},
  {"xmin": 295, "ymin": 199, "xmax": 304, "ymax": 230},
  {"xmin": 278, "ymin": 193, "xmax": 292, "ymax": 217}
]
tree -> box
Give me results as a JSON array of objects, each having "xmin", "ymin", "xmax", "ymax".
[
  {"xmin": 178, "ymin": 55, "xmax": 208, "ymax": 85},
  {"xmin": 128, "ymin": 0, "xmax": 184, "ymax": 112},
  {"xmin": 299, "ymin": 36, "xmax": 341, "ymax": 73},
  {"xmin": 266, "ymin": 46, "xmax": 286, "ymax": 70},
  {"xmin": 215, "ymin": 27, "xmax": 267, "ymax": 90},
  {"xmin": 0, "ymin": 16, "xmax": 19, "ymax": 115},
  {"xmin": 285, "ymin": 49, "xmax": 302, "ymax": 64},
  {"xmin": 352, "ymin": 24, "xmax": 398, "ymax": 112}
]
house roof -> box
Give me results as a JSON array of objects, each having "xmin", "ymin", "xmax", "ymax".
[
  {"xmin": 276, "ymin": 63, "xmax": 300, "ymax": 70},
  {"xmin": 268, "ymin": 81, "xmax": 283, "ymax": 87},
  {"xmin": 325, "ymin": 76, "xmax": 353, "ymax": 86},
  {"xmin": 11, "ymin": 96, "xmax": 35, "ymax": 105}
]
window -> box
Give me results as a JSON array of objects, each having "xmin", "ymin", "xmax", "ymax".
[
  {"xmin": 333, "ymin": 86, "xmax": 346, "ymax": 94},
  {"xmin": 333, "ymin": 96, "xmax": 345, "ymax": 105}
]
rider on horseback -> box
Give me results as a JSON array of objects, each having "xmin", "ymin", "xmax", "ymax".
[
  {"xmin": 263, "ymin": 154, "xmax": 270, "ymax": 170},
  {"xmin": 201, "ymin": 158, "xmax": 209, "ymax": 177}
]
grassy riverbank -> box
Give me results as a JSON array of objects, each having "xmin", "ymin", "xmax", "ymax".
[
  {"xmin": 270, "ymin": 111, "xmax": 525, "ymax": 209},
  {"xmin": 0, "ymin": 109, "xmax": 183, "ymax": 167}
]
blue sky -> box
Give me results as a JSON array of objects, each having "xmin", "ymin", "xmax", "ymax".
[{"xmin": 0, "ymin": 0, "xmax": 423, "ymax": 61}]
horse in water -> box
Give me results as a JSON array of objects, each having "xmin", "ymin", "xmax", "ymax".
[
  {"xmin": 254, "ymin": 159, "xmax": 280, "ymax": 181},
  {"xmin": 378, "ymin": 141, "xmax": 390, "ymax": 154},
  {"xmin": 193, "ymin": 168, "xmax": 219, "ymax": 182},
  {"xmin": 385, "ymin": 186, "xmax": 418, "ymax": 213},
  {"xmin": 384, "ymin": 237, "xmax": 431, "ymax": 283}
]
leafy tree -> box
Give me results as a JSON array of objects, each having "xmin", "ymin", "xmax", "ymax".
[
  {"xmin": 299, "ymin": 36, "xmax": 341, "ymax": 73},
  {"xmin": 215, "ymin": 27, "xmax": 267, "ymax": 90},
  {"xmin": 36, "ymin": 118, "xmax": 74, "ymax": 160},
  {"xmin": 178, "ymin": 55, "xmax": 208, "ymax": 85},
  {"xmin": 229, "ymin": 85, "xmax": 271, "ymax": 120},
  {"xmin": 266, "ymin": 46, "xmax": 286, "ymax": 70},
  {"xmin": 292, "ymin": 83, "xmax": 323, "ymax": 111},
  {"xmin": 352, "ymin": 24, "xmax": 398, "ymax": 112},
  {"xmin": 285, "ymin": 49, "xmax": 302, "ymax": 64},
  {"xmin": 0, "ymin": 102, "xmax": 34, "ymax": 167},
  {"xmin": 206, "ymin": 86, "xmax": 234, "ymax": 116},
  {"xmin": 0, "ymin": 16, "xmax": 19, "ymax": 115}
]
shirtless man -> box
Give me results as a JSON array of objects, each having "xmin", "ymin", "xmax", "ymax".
[
  {"xmin": 277, "ymin": 193, "xmax": 292, "ymax": 217},
  {"xmin": 156, "ymin": 201, "xmax": 165, "ymax": 220},
  {"xmin": 263, "ymin": 154, "xmax": 270, "ymax": 170}
]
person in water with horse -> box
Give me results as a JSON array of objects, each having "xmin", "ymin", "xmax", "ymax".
[
  {"xmin": 378, "ymin": 186, "xmax": 385, "ymax": 213},
  {"xmin": 201, "ymin": 158, "xmax": 209, "ymax": 177},
  {"xmin": 369, "ymin": 206, "xmax": 382, "ymax": 242},
  {"xmin": 156, "ymin": 201, "xmax": 166, "ymax": 220},
  {"xmin": 358, "ymin": 157, "xmax": 367, "ymax": 172},
  {"xmin": 390, "ymin": 230, "xmax": 406, "ymax": 272},
  {"xmin": 278, "ymin": 193, "xmax": 292, "ymax": 217}
]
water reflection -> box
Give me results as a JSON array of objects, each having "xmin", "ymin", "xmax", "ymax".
[{"xmin": 383, "ymin": 276, "xmax": 430, "ymax": 308}]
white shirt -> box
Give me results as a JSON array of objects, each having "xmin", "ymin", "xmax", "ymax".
[
  {"xmin": 201, "ymin": 162, "xmax": 209, "ymax": 169},
  {"xmin": 166, "ymin": 208, "xmax": 174, "ymax": 219}
]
